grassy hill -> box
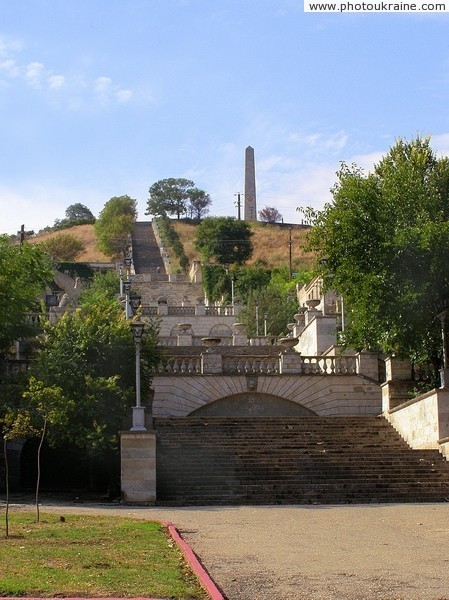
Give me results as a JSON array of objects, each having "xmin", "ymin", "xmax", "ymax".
[
  {"xmin": 173, "ymin": 220, "xmax": 315, "ymax": 271},
  {"xmin": 26, "ymin": 224, "xmax": 111, "ymax": 263},
  {"xmin": 26, "ymin": 221, "xmax": 315, "ymax": 270}
]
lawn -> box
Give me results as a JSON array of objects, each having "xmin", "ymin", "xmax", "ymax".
[{"xmin": 0, "ymin": 512, "xmax": 208, "ymax": 599}]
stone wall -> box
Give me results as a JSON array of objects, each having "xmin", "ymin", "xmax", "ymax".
[{"xmin": 151, "ymin": 373, "xmax": 382, "ymax": 418}]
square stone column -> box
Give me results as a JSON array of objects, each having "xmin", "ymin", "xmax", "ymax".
[{"xmin": 120, "ymin": 430, "xmax": 156, "ymax": 505}]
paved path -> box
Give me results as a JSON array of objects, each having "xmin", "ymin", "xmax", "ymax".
[{"xmin": 9, "ymin": 501, "xmax": 449, "ymax": 599}]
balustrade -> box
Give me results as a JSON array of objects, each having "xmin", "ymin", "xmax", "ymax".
[
  {"xmin": 155, "ymin": 351, "xmax": 359, "ymax": 376},
  {"xmin": 157, "ymin": 355, "xmax": 201, "ymax": 374}
]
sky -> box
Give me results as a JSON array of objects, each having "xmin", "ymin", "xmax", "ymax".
[{"xmin": 1, "ymin": 0, "xmax": 449, "ymax": 235}]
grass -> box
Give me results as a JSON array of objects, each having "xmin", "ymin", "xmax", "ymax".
[
  {"xmin": 0, "ymin": 512, "xmax": 208, "ymax": 599},
  {"xmin": 173, "ymin": 220, "xmax": 316, "ymax": 270}
]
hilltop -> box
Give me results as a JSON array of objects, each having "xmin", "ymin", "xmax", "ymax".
[{"xmin": 26, "ymin": 221, "xmax": 315, "ymax": 270}]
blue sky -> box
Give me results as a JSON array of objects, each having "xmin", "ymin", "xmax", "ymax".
[{"xmin": 1, "ymin": 0, "xmax": 449, "ymax": 234}]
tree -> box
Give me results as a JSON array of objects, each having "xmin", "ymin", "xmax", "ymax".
[
  {"xmin": 0, "ymin": 236, "xmax": 53, "ymax": 359},
  {"xmin": 258, "ymin": 206, "xmax": 282, "ymax": 223},
  {"xmin": 64, "ymin": 203, "xmax": 96, "ymax": 225},
  {"xmin": 146, "ymin": 178, "xmax": 194, "ymax": 219},
  {"xmin": 307, "ymin": 136, "xmax": 449, "ymax": 369},
  {"xmin": 39, "ymin": 233, "xmax": 85, "ymax": 261},
  {"xmin": 95, "ymin": 195, "xmax": 137, "ymax": 258},
  {"xmin": 195, "ymin": 217, "xmax": 253, "ymax": 265},
  {"xmin": 187, "ymin": 188, "xmax": 212, "ymax": 220},
  {"xmin": 26, "ymin": 291, "xmax": 160, "ymax": 495}
]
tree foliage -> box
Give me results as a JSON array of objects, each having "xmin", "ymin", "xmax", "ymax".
[
  {"xmin": 27, "ymin": 293, "xmax": 160, "ymax": 461},
  {"xmin": 195, "ymin": 217, "xmax": 253, "ymax": 265},
  {"xmin": 146, "ymin": 178, "xmax": 211, "ymax": 220},
  {"xmin": 0, "ymin": 236, "xmax": 53, "ymax": 358},
  {"xmin": 53, "ymin": 203, "xmax": 96, "ymax": 230},
  {"xmin": 39, "ymin": 233, "xmax": 85, "ymax": 261},
  {"xmin": 187, "ymin": 189, "xmax": 212, "ymax": 219},
  {"xmin": 258, "ymin": 206, "xmax": 283, "ymax": 223},
  {"xmin": 95, "ymin": 195, "xmax": 137, "ymax": 258},
  {"xmin": 307, "ymin": 136, "xmax": 449, "ymax": 364}
]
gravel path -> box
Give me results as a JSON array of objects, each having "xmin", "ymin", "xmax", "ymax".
[{"xmin": 6, "ymin": 500, "xmax": 449, "ymax": 599}]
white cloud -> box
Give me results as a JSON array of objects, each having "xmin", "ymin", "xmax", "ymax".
[
  {"xmin": 25, "ymin": 61, "xmax": 45, "ymax": 88},
  {"xmin": 94, "ymin": 76, "xmax": 112, "ymax": 94},
  {"xmin": 116, "ymin": 88, "xmax": 132, "ymax": 102},
  {"xmin": 48, "ymin": 74, "xmax": 65, "ymax": 89},
  {"xmin": 0, "ymin": 59, "xmax": 20, "ymax": 77}
]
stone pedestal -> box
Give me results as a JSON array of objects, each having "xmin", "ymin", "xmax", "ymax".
[
  {"xmin": 120, "ymin": 430, "xmax": 156, "ymax": 505},
  {"xmin": 279, "ymin": 351, "xmax": 302, "ymax": 374},
  {"xmin": 385, "ymin": 356, "xmax": 411, "ymax": 381},
  {"xmin": 201, "ymin": 351, "xmax": 223, "ymax": 374},
  {"xmin": 356, "ymin": 351, "xmax": 379, "ymax": 381}
]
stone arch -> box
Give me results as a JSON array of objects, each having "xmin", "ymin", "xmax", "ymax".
[
  {"xmin": 190, "ymin": 392, "xmax": 317, "ymax": 417},
  {"xmin": 209, "ymin": 323, "xmax": 232, "ymax": 339}
]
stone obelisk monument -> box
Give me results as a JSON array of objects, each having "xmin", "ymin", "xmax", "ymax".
[{"xmin": 244, "ymin": 146, "xmax": 257, "ymax": 221}]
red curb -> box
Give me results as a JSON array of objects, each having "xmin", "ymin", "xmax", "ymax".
[{"xmin": 166, "ymin": 521, "xmax": 225, "ymax": 600}]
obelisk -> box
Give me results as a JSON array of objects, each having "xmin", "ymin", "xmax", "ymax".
[{"xmin": 244, "ymin": 146, "xmax": 257, "ymax": 221}]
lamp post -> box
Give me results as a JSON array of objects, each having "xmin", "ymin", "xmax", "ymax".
[
  {"xmin": 231, "ymin": 275, "xmax": 235, "ymax": 314},
  {"xmin": 123, "ymin": 278, "xmax": 131, "ymax": 320},
  {"xmin": 123, "ymin": 256, "xmax": 132, "ymax": 275},
  {"xmin": 264, "ymin": 312, "xmax": 268, "ymax": 337},
  {"xmin": 119, "ymin": 266, "xmax": 124, "ymax": 297},
  {"xmin": 129, "ymin": 292, "xmax": 141, "ymax": 316},
  {"xmin": 255, "ymin": 299, "xmax": 259, "ymax": 337},
  {"xmin": 131, "ymin": 318, "xmax": 146, "ymax": 431},
  {"xmin": 436, "ymin": 297, "xmax": 449, "ymax": 388}
]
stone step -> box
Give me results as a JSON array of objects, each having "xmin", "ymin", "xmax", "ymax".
[{"xmin": 154, "ymin": 416, "xmax": 449, "ymax": 505}]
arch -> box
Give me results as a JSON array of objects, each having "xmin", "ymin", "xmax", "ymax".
[
  {"xmin": 190, "ymin": 392, "xmax": 317, "ymax": 417},
  {"xmin": 209, "ymin": 323, "xmax": 232, "ymax": 338}
]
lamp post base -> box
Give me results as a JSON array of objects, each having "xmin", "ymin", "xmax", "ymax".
[{"xmin": 131, "ymin": 405, "xmax": 147, "ymax": 431}]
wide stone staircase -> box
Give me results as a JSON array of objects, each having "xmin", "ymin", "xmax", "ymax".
[
  {"xmin": 154, "ymin": 416, "xmax": 449, "ymax": 505},
  {"xmin": 131, "ymin": 222, "xmax": 165, "ymax": 275}
]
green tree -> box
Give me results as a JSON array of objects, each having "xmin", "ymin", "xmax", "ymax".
[
  {"xmin": 65, "ymin": 203, "xmax": 95, "ymax": 225},
  {"xmin": 0, "ymin": 236, "xmax": 53, "ymax": 359},
  {"xmin": 146, "ymin": 178, "xmax": 194, "ymax": 219},
  {"xmin": 39, "ymin": 233, "xmax": 85, "ymax": 261},
  {"xmin": 187, "ymin": 188, "xmax": 212, "ymax": 220},
  {"xmin": 258, "ymin": 206, "xmax": 283, "ymax": 223},
  {"xmin": 307, "ymin": 136, "xmax": 449, "ymax": 368},
  {"xmin": 95, "ymin": 195, "xmax": 137, "ymax": 257},
  {"xmin": 27, "ymin": 292, "xmax": 160, "ymax": 495},
  {"xmin": 195, "ymin": 217, "xmax": 253, "ymax": 265}
]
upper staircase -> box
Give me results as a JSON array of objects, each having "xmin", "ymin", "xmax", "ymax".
[
  {"xmin": 131, "ymin": 222, "xmax": 165, "ymax": 275},
  {"xmin": 154, "ymin": 416, "xmax": 449, "ymax": 505}
]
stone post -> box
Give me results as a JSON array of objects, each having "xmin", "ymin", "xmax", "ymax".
[
  {"xmin": 385, "ymin": 356, "xmax": 412, "ymax": 381},
  {"xmin": 232, "ymin": 322, "xmax": 248, "ymax": 346},
  {"xmin": 201, "ymin": 345, "xmax": 223, "ymax": 374},
  {"xmin": 120, "ymin": 430, "xmax": 156, "ymax": 505},
  {"xmin": 356, "ymin": 351, "xmax": 379, "ymax": 381}
]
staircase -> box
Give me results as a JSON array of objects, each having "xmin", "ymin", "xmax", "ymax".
[
  {"xmin": 154, "ymin": 416, "xmax": 449, "ymax": 505},
  {"xmin": 131, "ymin": 222, "xmax": 165, "ymax": 275}
]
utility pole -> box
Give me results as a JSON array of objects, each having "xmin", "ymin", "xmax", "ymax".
[
  {"xmin": 234, "ymin": 193, "xmax": 242, "ymax": 220},
  {"xmin": 288, "ymin": 227, "xmax": 292, "ymax": 279}
]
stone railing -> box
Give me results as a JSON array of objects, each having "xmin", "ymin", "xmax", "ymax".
[
  {"xmin": 156, "ymin": 351, "xmax": 365, "ymax": 377},
  {"xmin": 157, "ymin": 355, "xmax": 202, "ymax": 374},
  {"xmin": 301, "ymin": 355, "xmax": 357, "ymax": 375},
  {"xmin": 223, "ymin": 355, "xmax": 279, "ymax": 374},
  {"xmin": 167, "ymin": 306, "xmax": 196, "ymax": 316}
]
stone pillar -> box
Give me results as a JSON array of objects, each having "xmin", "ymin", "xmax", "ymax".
[
  {"xmin": 201, "ymin": 351, "xmax": 223, "ymax": 374},
  {"xmin": 279, "ymin": 350, "xmax": 302, "ymax": 374},
  {"xmin": 232, "ymin": 322, "xmax": 248, "ymax": 346},
  {"xmin": 244, "ymin": 146, "xmax": 257, "ymax": 221},
  {"xmin": 385, "ymin": 356, "xmax": 411, "ymax": 381},
  {"xmin": 120, "ymin": 430, "xmax": 156, "ymax": 505},
  {"xmin": 356, "ymin": 351, "xmax": 379, "ymax": 381}
]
